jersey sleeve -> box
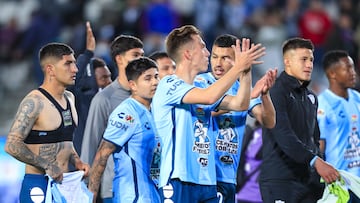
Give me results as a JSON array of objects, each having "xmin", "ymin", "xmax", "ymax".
[
  {"xmin": 157, "ymin": 75, "xmax": 195, "ymax": 105},
  {"xmin": 103, "ymin": 102, "xmax": 137, "ymax": 147}
]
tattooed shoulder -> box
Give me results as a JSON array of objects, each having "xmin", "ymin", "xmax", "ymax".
[{"xmin": 9, "ymin": 94, "xmax": 44, "ymax": 136}]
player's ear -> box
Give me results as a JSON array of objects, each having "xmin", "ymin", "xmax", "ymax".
[
  {"xmin": 45, "ymin": 64, "xmax": 55, "ymax": 76},
  {"xmin": 128, "ymin": 80, "xmax": 137, "ymax": 93},
  {"xmin": 327, "ymin": 67, "xmax": 337, "ymax": 80},
  {"xmin": 283, "ymin": 57, "xmax": 290, "ymax": 67},
  {"xmin": 184, "ymin": 49, "xmax": 192, "ymax": 61},
  {"xmin": 115, "ymin": 54, "xmax": 125, "ymax": 66}
]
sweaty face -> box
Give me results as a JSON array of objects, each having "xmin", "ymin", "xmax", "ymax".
[
  {"xmin": 95, "ymin": 66, "xmax": 112, "ymax": 89},
  {"xmin": 156, "ymin": 57, "xmax": 176, "ymax": 79},
  {"xmin": 332, "ymin": 56, "xmax": 357, "ymax": 88},
  {"xmin": 284, "ymin": 48, "xmax": 314, "ymax": 83},
  {"xmin": 210, "ymin": 45, "xmax": 234, "ymax": 80}
]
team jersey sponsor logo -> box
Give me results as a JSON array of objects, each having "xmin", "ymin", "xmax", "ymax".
[
  {"xmin": 348, "ymin": 160, "xmax": 360, "ymax": 168},
  {"xmin": 289, "ymin": 92, "xmax": 295, "ymax": 100},
  {"xmin": 194, "ymin": 77, "xmax": 206, "ymax": 83},
  {"xmin": 338, "ymin": 110, "xmax": 346, "ymax": 118},
  {"xmin": 215, "ymin": 117, "xmax": 238, "ymax": 154},
  {"xmin": 317, "ymin": 109, "xmax": 325, "ymax": 116},
  {"xmin": 198, "ymin": 157, "xmax": 209, "ymax": 167},
  {"xmin": 144, "ymin": 122, "xmax": 151, "ymax": 130},
  {"xmin": 344, "ymin": 124, "xmax": 360, "ymax": 164},
  {"xmin": 109, "ymin": 118, "xmax": 129, "ymax": 131},
  {"xmin": 62, "ymin": 110, "xmax": 72, "ymax": 127},
  {"xmin": 196, "ymin": 107, "xmax": 205, "ymax": 116},
  {"xmin": 351, "ymin": 114, "xmax": 358, "ymax": 122},
  {"xmin": 151, "ymin": 141, "xmax": 161, "ymax": 187},
  {"xmin": 192, "ymin": 120, "xmax": 210, "ymax": 155},
  {"xmin": 117, "ymin": 112, "xmax": 135, "ymax": 123},
  {"xmin": 219, "ymin": 155, "xmax": 234, "ymax": 164},
  {"xmin": 125, "ymin": 115, "xmax": 134, "ymax": 123},
  {"xmin": 118, "ymin": 112, "xmax": 125, "ymax": 119},
  {"xmin": 307, "ymin": 94, "xmax": 315, "ymax": 104}
]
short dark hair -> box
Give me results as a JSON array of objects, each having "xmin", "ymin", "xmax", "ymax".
[
  {"xmin": 149, "ymin": 51, "xmax": 170, "ymax": 61},
  {"xmin": 91, "ymin": 57, "xmax": 107, "ymax": 70},
  {"xmin": 213, "ymin": 34, "xmax": 237, "ymax": 48},
  {"xmin": 126, "ymin": 57, "xmax": 157, "ymax": 81},
  {"xmin": 110, "ymin": 35, "xmax": 143, "ymax": 63},
  {"xmin": 39, "ymin": 42, "xmax": 74, "ymax": 67},
  {"xmin": 165, "ymin": 25, "xmax": 201, "ymax": 62},
  {"xmin": 322, "ymin": 50, "xmax": 349, "ymax": 72},
  {"xmin": 282, "ymin": 38, "xmax": 314, "ymax": 55}
]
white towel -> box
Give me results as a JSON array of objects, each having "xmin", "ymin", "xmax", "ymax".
[{"xmin": 45, "ymin": 171, "xmax": 93, "ymax": 203}]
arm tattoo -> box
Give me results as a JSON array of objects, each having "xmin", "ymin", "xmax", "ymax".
[
  {"xmin": 5, "ymin": 94, "xmax": 49, "ymax": 169},
  {"xmin": 89, "ymin": 140, "xmax": 115, "ymax": 193},
  {"xmin": 10, "ymin": 94, "xmax": 43, "ymax": 136}
]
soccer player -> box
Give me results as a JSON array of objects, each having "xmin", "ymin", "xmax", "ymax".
[
  {"xmin": 260, "ymin": 37, "xmax": 339, "ymax": 202},
  {"xmin": 149, "ymin": 51, "xmax": 176, "ymax": 79},
  {"xmin": 80, "ymin": 35, "xmax": 144, "ymax": 202},
  {"xmin": 317, "ymin": 50, "xmax": 360, "ymax": 202},
  {"xmin": 152, "ymin": 25, "xmax": 265, "ymax": 203},
  {"xmin": 88, "ymin": 57, "xmax": 160, "ymax": 202},
  {"xmin": 5, "ymin": 42, "xmax": 90, "ymax": 202},
  {"xmin": 195, "ymin": 34, "xmax": 276, "ymax": 203}
]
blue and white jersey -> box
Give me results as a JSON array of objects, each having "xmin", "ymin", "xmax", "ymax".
[
  {"xmin": 195, "ymin": 72, "xmax": 261, "ymax": 184},
  {"xmin": 317, "ymin": 89, "xmax": 360, "ymax": 176},
  {"xmin": 152, "ymin": 74, "xmax": 222, "ymax": 188},
  {"xmin": 103, "ymin": 98, "xmax": 160, "ymax": 203}
]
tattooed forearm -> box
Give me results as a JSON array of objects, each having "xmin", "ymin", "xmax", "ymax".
[
  {"xmin": 4, "ymin": 94, "xmax": 47, "ymax": 169},
  {"xmin": 9, "ymin": 94, "xmax": 43, "ymax": 138},
  {"xmin": 88, "ymin": 158, "xmax": 107, "ymax": 193},
  {"xmin": 88, "ymin": 140, "xmax": 115, "ymax": 193},
  {"xmin": 5, "ymin": 135, "xmax": 49, "ymax": 170}
]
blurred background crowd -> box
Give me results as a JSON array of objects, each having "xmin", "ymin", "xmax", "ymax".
[
  {"xmin": 0, "ymin": 0, "xmax": 360, "ymax": 135},
  {"xmin": 0, "ymin": 0, "xmax": 360, "ymax": 202}
]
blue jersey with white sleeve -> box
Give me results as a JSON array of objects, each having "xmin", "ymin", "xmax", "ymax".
[
  {"xmin": 152, "ymin": 74, "xmax": 222, "ymax": 188},
  {"xmin": 195, "ymin": 72, "xmax": 261, "ymax": 184},
  {"xmin": 317, "ymin": 89, "xmax": 360, "ymax": 176},
  {"xmin": 103, "ymin": 98, "xmax": 160, "ymax": 203}
]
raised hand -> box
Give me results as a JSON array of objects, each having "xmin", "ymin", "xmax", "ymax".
[
  {"xmin": 231, "ymin": 38, "xmax": 266, "ymax": 73},
  {"xmin": 251, "ymin": 69, "xmax": 277, "ymax": 98},
  {"xmin": 86, "ymin": 21, "xmax": 95, "ymax": 52}
]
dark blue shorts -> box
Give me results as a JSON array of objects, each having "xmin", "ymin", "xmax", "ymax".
[
  {"xmin": 160, "ymin": 179, "xmax": 218, "ymax": 203},
  {"xmin": 20, "ymin": 174, "xmax": 48, "ymax": 203},
  {"xmin": 217, "ymin": 181, "xmax": 236, "ymax": 203}
]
